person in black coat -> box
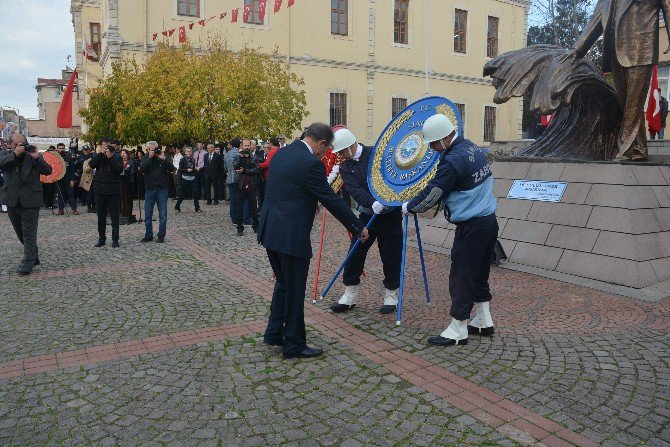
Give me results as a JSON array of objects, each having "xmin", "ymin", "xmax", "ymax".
[
  {"xmin": 258, "ymin": 123, "xmax": 369, "ymax": 359},
  {"xmin": 89, "ymin": 139, "xmax": 123, "ymax": 248},
  {"xmin": 203, "ymin": 143, "xmax": 223, "ymax": 205},
  {"xmin": 234, "ymin": 146, "xmax": 260, "ymax": 235}
]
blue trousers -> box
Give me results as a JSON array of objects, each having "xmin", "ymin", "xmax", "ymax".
[
  {"xmin": 57, "ymin": 181, "xmax": 77, "ymax": 211},
  {"xmin": 144, "ymin": 188, "xmax": 168, "ymax": 238},
  {"xmin": 227, "ymin": 183, "xmax": 250, "ymax": 224}
]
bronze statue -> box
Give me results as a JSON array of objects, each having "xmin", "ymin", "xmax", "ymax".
[{"xmin": 484, "ymin": 0, "xmax": 670, "ymax": 161}]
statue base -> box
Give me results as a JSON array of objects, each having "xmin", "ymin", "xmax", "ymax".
[{"xmin": 416, "ymin": 157, "xmax": 670, "ymax": 293}]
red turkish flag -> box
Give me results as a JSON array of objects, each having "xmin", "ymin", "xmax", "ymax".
[
  {"xmin": 232, "ymin": 8, "xmax": 239, "ymax": 22},
  {"xmin": 57, "ymin": 70, "xmax": 77, "ymax": 128},
  {"xmin": 162, "ymin": 30, "xmax": 169, "ymax": 37},
  {"xmin": 274, "ymin": 0, "xmax": 282, "ymax": 13},
  {"xmin": 541, "ymin": 114, "xmax": 554, "ymax": 127},
  {"xmin": 189, "ymin": 22, "xmax": 195, "ymax": 30},
  {"xmin": 178, "ymin": 26, "xmax": 186, "ymax": 43},
  {"xmin": 168, "ymin": 28, "xmax": 176, "ymax": 37},
  {"xmin": 243, "ymin": 4, "xmax": 250, "ymax": 22},
  {"xmin": 220, "ymin": 12, "xmax": 227, "ymax": 19},
  {"xmin": 152, "ymin": 33, "xmax": 158, "ymax": 41},
  {"xmin": 647, "ymin": 65, "xmax": 662, "ymax": 133},
  {"xmin": 288, "ymin": 0, "xmax": 295, "ymax": 7},
  {"xmin": 258, "ymin": 0, "xmax": 267, "ymax": 21},
  {"xmin": 198, "ymin": 19, "xmax": 206, "ymax": 26}
]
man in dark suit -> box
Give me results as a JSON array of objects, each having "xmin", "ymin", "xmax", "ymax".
[
  {"xmin": 0, "ymin": 134, "xmax": 53, "ymax": 275},
  {"xmin": 258, "ymin": 123, "xmax": 369, "ymax": 359},
  {"xmin": 203, "ymin": 143, "xmax": 223, "ymax": 205},
  {"xmin": 573, "ymin": 0, "xmax": 670, "ymax": 160},
  {"xmin": 89, "ymin": 139, "xmax": 123, "ymax": 248}
]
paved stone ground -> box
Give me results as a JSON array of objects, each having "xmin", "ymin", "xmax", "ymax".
[{"xmin": 0, "ymin": 203, "xmax": 668, "ymax": 447}]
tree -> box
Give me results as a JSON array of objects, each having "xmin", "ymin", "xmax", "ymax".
[{"xmin": 81, "ymin": 40, "xmax": 307, "ymax": 145}]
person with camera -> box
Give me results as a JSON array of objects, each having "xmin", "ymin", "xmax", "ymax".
[
  {"xmin": 55, "ymin": 143, "xmax": 79, "ymax": 215},
  {"xmin": 140, "ymin": 141, "xmax": 176, "ymax": 243},
  {"xmin": 174, "ymin": 146, "xmax": 201, "ymax": 213},
  {"xmin": 76, "ymin": 145, "xmax": 95, "ymax": 213},
  {"xmin": 234, "ymin": 145, "xmax": 260, "ymax": 236},
  {"xmin": 0, "ymin": 134, "xmax": 53, "ymax": 275},
  {"xmin": 90, "ymin": 138, "xmax": 123, "ymax": 248}
]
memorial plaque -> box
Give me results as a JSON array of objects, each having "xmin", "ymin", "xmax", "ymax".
[{"xmin": 507, "ymin": 180, "xmax": 567, "ymax": 203}]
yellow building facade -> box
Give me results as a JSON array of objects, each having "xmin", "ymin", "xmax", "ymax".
[{"xmin": 71, "ymin": 0, "xmax": 530, "ymax": 145}]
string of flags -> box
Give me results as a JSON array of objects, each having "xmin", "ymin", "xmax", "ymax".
[{"xmin": 152, "ymin": 0, "xmax": 296, "ymax": 44}]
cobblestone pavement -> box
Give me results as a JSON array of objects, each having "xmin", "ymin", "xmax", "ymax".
[{"xmin": 0, "ymin": 204, "xmax": 668, "ymax": 446}]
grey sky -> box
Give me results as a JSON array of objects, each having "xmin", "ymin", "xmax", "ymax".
[{"xmin": 0, "ymin": 0, "xmax": 74, "ymax": 119}]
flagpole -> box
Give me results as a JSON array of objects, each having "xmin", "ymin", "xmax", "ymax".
[{"xmin": 423, "ymin": 0, "xmax": 429, "ymax": 97}]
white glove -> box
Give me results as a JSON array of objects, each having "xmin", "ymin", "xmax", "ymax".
[
  {"xmin": 326, "ymin": 164, "xmax": 340, "ymax": 185},
  {"xmin": 402, "ymin": 202, "xmax": 410, "ymax": 216},
  {"xmin": 371, "ymin": 201, "xmax": 385, "ymax": 215}
]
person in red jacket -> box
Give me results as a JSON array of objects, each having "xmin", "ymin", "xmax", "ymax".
[{"xmin": 258, "ymin": 137, "xmax": 280, "ymax": 180}]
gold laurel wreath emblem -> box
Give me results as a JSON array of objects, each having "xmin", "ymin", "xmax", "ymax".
[{"xmin": 371, "ymin": 103, "xmax": 456, "ymax": 203}]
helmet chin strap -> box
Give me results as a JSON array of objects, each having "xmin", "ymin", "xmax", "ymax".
[{"xmin": 439, "ymin": 139, "xmax": 448, "ymax": 151}]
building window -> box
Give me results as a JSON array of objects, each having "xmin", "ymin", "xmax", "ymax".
[
  {"xmin": 454, "ymin": 9, "xmax": 467, "ymax": 54},
  {"xmin": 659, "ymin": 65, "xmax": 670, "ymax": 98},
  {"xmin": 392, "ymin": 97, "xmax": 408, "ymax": 118},
  {"xmin": 487, "ymin": 16, "xmax": 499, "ymax": 58},
  {"xmin": 484, "ymin": 106, "xmax": 497, "ymax": 142},
  {"xmin": 331, "ymin": 0, "xmax": 348, "ymax": 36},
  {"xmin": 90, "ymin": 22, "xmax": 101, "ymax": 62},
  {"xmin": 455, "ymin": 103, "xmax": 465, "ymax": 135},
  {"xmin": 244, "ymin": 0, "xmax": 264, "ymax": 25},
  {"xmin": 394, "ymin": 0, "xmax": 409, "ymax": 45},
  {"xmin": 330, "ymin": 93, "xmax": 347, "ymax": 126},
  {"xmin": 177, "ymin": 0, "xmax": 199, "ymax": 17}
]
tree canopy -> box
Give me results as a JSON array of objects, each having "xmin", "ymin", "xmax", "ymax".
[{"xmin": 80, "ymin": 41, "xmax": 307, "ymax": 145}]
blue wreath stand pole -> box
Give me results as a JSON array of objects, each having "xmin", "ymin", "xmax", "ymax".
[
  {"xmin": 320, "ymin": 214, "xmax": 378, "ymax": 300},
  {"xmin": 414, "ymin": 213, "xmax": 431, "ymax": 304}
]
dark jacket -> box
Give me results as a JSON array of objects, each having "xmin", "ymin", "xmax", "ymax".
[
  {"xmin": 203, "ymin": 151, "xmax": 223, "ymax": 180},
  {"xmin": 121, "ymin": 159, "xmax": 136, "ymax": 182},
  {"xmin": 139, "ymin": 155, "xmax": 176, "ymax": 190},
  {"xmin": 0, "ymin": 150, "xmax": 53, "ymax": 208},
  {"xmin": 339, "ymin": 145, "xmax": 376, "ymax": 210},
  {"xmin": 661, "ymin": 96, "xmax": 669, "ymax": 127},
  {"xmin": 178, "ymin": 156, "xmax": 197, "ymax": 177},
  {"xmin": 58, "ymin": 151, "xmax": 79, "ymax": 184},
  {"xmin": 89, "ymin": 151, "xmax": 123, "ymax": 195},
  {"xmin": 234, "ymin": 154, "xmax": 260, "ymax": 190},
  {"xmin": 258, "ymin": 140, "xmax": 364, "ymax": 259}
]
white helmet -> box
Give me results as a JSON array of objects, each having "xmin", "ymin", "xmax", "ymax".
[
  {"xmin": 331, "ymin": 128, "xmax": 357, "ymax": 153},
  {"xmin": 422, "ymin": 114, "xmax": 456, "ymax": 144}
]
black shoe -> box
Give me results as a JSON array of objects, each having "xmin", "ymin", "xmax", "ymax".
[
  {"xmin": 140, "ymin": 236, "xmax": 153, "ymax": 243},
  {"xmin": 206, "ymin": 201, "xmax": 212, "ymax": 205},
  {"xmin": 18, "ymin": 269, "xmax": 32, "ymax": 276},
  {"xmin": 264, "ymin": 339, "xmax": 283, "ymax": 347},
  {"xmin": 94, "ymin": 240, "xmax": 106, "ymax": 248},
  {"xmin": 156, "ymin": 237, "xmax": 165, "ymax": 243},
  {"xmin": 87, "ymin": 207, "xmax": 96, "ymax": 214},
  {"xmin": 427, "ymin": 336, "xmax": 468, "ymax": 346},
  {"xmin": 214, "ymin": 201, "xmax": 219, "ymax": 205},
  {"xmin": 330, "ymin": 303, "xmax": 356, "ymax": 313},
  {"xmin": 195, "ymin": 209, "xmax": 203, "ymax": 213},
  {"xmin": 237, "ymin": 229, "xmax": 244, "ymax": 236},
  {"xmin": 467, "ymin": 325, "xmax": 495, "ymax": 337},
  {"xmin": 111, "ymin": 240, "xmax": 120, "ymax": 248},
  {"xmin": 283, "ymin": 346, "xmax": 324, "ymax": 360},
  {"xmin": 379, "ymin": 305, "xmax": 397, "ymax": 315},
  {"xmin": 34, "ymin": 258, "xmax": 40, "ymax": 266}
]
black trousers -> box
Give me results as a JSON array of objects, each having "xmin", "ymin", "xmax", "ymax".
[
  {"xmin": 256, "ymin": 177, "xmax": 265, "ymax": 210},
  {"xmin": 43, "ymin": 183, "xmax": 55, "ymax": 208},
  {"xmin": 263, "ymin": 249, "xmax": 311, "ymax": 356},
  {"xmin": 449, "ymin": 214, "xmax": 499, "ymax": 321},
  {"xmin": 8, "ymin": 203, "xmax": 40, "ymax": 270},
  {"xmin": 204, "ymin": 175, "xmax": 219, "ymax": 202},
  {"xmin": 235, "ymin": 187, "xmax": 259, "ymax": 230},
  {"xmin": 175, "ymin": 178, "xmax": 200, "ymax": 211},
  {"xmin": 95, "ymin": 193, "xmax": 120, "ymax": 242},
  {"xmin": 342, "ymin": 211, "xmax": 402, "ymax": 290}
]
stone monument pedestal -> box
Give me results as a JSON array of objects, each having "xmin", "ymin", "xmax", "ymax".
[{"xmin": 415, "ymin": 157, "xmax": 670, "ymax": 293}]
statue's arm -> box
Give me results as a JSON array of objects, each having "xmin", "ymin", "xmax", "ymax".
[
  {"xmin": 573, "ymin": 0, "xmax": 604, "ymax": 58},
  {"xmin": 662, "ymin": 0, "xmax": 670, "ymax": 53}
]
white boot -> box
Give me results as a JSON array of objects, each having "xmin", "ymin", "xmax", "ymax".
[
  {"xmin": 379, "ymin": 289, "xmax": 398, "ymax": 314},
  {"xmin": 330, "ymin": 285, "xmax": 358, "ymax": 313},
  {"xmin": 427, "ymin": 318, "xmax": 468, "ymax": 346},
  {"xmin": 468, "ymin": 302, "xmax": 495, "ymax": 336}
]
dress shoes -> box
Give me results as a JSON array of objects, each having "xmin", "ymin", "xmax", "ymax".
[
  {"xmin": 214, "ymin": 200, "xmax": 219, "ymax": 205},
  {"xmin": 56, "ymin": 209, "xmax": 65, "ymax": 215},
  {"xmin": 206, "ymin": 201, "xmax": 212, "ymax": 205},
  {"xmin": 237, "ymin": 229, "xmax": 244, "ymax": 236},
  {"xmin": 467, "ymin": 325, "xmax": 495, "ymax": 336},
  {"xmin": 427, "ymin": 336, "xmax": 468, "ymax": 346},
  {"xmin": 156, "ymin": 237, "xmax": 165, "ymax": 243},
  {"xmin": 72, "ymin": 209, "xmax": 79, "ymax": 215},
  {"xmin": 140, "ymin": 236, "xmax": 154, "ymax": 243},
  {"xmin": 264, "ymin": 339, "xmax": 283, "ymax": 347},
  {"xmin": 94, "ymin": 240, "xmax": 106, "ymax": 248},
  {"xmin": 330, "ymin": 303, "xmax": 356, "ymax": 313},
  {"xmin": 283, "ymin": 346, "xmax": 323, "ymax": 360},
  {"xmin": 111, "ymin": 240, "xmax": 120, "ymax": 248},
  {"xmin": 379, "ymin": 305, "xmax": 397, "ymax": 314}
]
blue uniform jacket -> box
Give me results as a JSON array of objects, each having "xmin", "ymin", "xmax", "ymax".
[
  {"xmin": 407, "ymin": 136, "xmax": 496, "ymax": 223},
  {"xmin": 339, "ymin": 145, "xmax": 376, "ymax": 210}
]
